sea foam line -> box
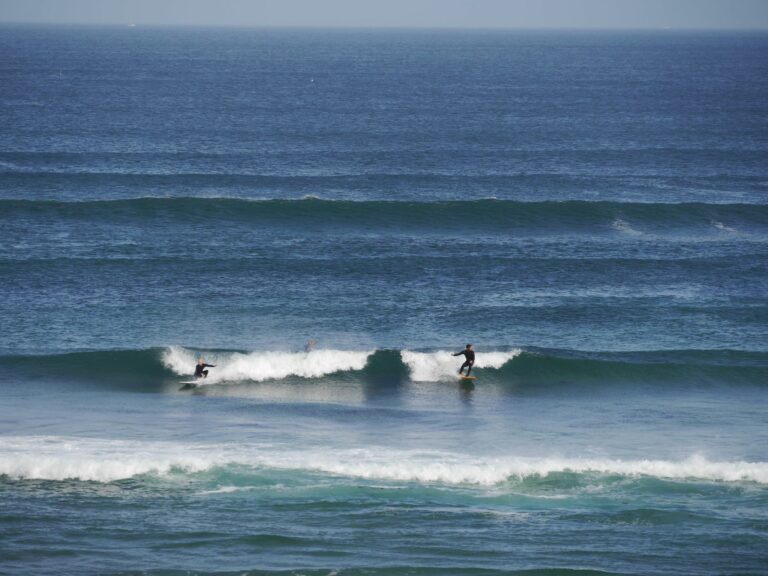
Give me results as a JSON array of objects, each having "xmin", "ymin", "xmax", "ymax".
[{"xmin": 1, "ymin": 436, "xmax": 766, "ymax": 485}]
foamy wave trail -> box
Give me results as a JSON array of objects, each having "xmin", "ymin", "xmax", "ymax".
[
  {"xmin": 0, "ymin": 437, "xmax": 224, "ymax": 482},
  {"xmin": 401, "ymin": 349, "xmax": 522, "ymax": 381},
  {"xmin": 2, "ymin": 436, "xmax": 767, "ymax": 485},
  {"xmin": 162, "ymin": 345, "xmax": 374, "ymax": 383}
]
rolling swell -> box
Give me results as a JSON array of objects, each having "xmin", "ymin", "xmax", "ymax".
[
  {"xmin": 495, "ymin": 350, "xmax": 768, "ymax": 388},
  {"xmin": 3, "ymin": 197, "xmax": 767, "ymax": 233},
  {"xmin": 5, "ymin": 346, "xmax": 768, "ymax": 389},
  {"xmin": 5, "ymin": 349, "xmax": 173, "ymax": 388}
]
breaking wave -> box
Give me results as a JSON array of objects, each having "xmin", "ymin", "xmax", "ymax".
[
  {"xmin": 162, "ymin": 345, "xmax": 374, "ymax": 383},
  {"xmin": 401, "ymin": 349, "xmax": 522, "ymax": 381},
  {"xmin": 5, "ymin": 346, "xmax": 768, "ymax": 387},
  {"xmin": 1, "ymin": 436, "xmax": 766, "ymax": 485}
]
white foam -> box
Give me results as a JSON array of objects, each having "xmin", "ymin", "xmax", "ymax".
[
  {"xmin": 198, "ymin": 486, "xmax": 246, "ymax": 495},
  {"xmin": 0, "ymin": 437, "xmax": 221, "ymax": 482},
  {"xmin": 5, "ymin": 436, "xmax": 764, "ymax": 485},
  {"xmin": 711, "ymin": 220, "xmax": 737, "ymax": 233},
  {"xmin": 611, "ymin": 218, "xmax": 642, "ymax": 236},
  {"xmin": 400, "ymin": 349, "xmax": 521, "ymax": 381},
  {"xmin": 162, "ymin": 346, "xmax": 373, "ymax": 383}
]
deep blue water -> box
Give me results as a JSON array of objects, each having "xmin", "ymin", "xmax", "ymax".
[{"xmin": 1, "ymin": 25, "xmax": 767, "ymax": 575}]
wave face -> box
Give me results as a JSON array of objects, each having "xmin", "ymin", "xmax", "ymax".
[
  {"xmin": 2, "ymin": 436, "xmax": 766, "ymax": 485},
  {"xmin": 3, "ymin": 197, "xmax": 767, "ymax": 234},
  {"xmin": 6, "ymin": 346, "xmax": 768, "ymax": 388}
]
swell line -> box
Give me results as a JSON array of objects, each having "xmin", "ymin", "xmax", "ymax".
[
  {"xmin": 5, "ymin": 346, "xmax": 768, "ymax": 388},
  {"xmin": 2, "ymin": 197, "xmax": 767, "ymax": 233}
]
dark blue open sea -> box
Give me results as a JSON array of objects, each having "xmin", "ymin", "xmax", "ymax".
[{"xmin": 2, "ymin": 25, "xmax": 768, "ymax": 575}]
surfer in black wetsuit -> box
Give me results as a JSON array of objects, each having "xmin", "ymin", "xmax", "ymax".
[
  {"xmin": 194, "ymin": 358, "xmax": 215, "ymax": 379},
  {"xmin": 453, "ymin": 344, "xmax": 475, "ymax": 376}
]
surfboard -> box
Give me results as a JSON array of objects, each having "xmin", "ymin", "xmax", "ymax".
[
  {"xmin": 178, "ymin": 381, "xmax": 198, "ymax": 390},
  {"xmin": 460, "ymin": 375, "xmax": 477, "ymax": 380}
]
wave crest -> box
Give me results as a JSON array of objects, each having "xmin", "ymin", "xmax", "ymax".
[
  {"xmin": 6, "ymin": 347, "xmax": 768, "ymax": 388},
  {"xmin": 162, "ymin": 345, "xmax": 373, "ymax": 383},
  {"xmin": 401, "ymin": 349, "xmax": 522, "ymax": 381},
  {"xmin": 2, "ymin": 197, "xmax": 765, "ymax": 234},
  {"xmin": 2, "ymin": 436, "xmax": 766, "ymax": 485}
]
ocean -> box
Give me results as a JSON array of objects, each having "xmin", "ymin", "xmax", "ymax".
[{"xmin": 1, "ymin": 25, "xmax": 767, "ymax": 575}]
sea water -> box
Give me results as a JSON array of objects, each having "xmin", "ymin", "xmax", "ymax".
[{"xmin": 1, "ymin": 26, "xmax": 767, "ymax": 575}]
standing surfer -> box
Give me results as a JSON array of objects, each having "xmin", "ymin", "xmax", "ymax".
[
  {"xmin": 453, "ymin": 344, "xmax": 475, "ymax": 377},
  {"xmin": 194, "ymin": 358, "xmax": 215, "ymax": 379}
]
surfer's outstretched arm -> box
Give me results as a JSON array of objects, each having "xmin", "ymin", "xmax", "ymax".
[{"xmin": 194, "ymin": 359, "xmax": 216, "ymax": 379}]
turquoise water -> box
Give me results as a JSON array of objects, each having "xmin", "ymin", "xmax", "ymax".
[{"xmin": 1, "ymin": 26, "xmax": 768, "ymax": 575}]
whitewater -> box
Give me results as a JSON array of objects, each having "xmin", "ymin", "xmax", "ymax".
[
  {"xmin": 2, "ymin": 436, "xmax": 767, "ymax": 485},
  {"xmin": 162, "ymin": 345, "xmax": 375, "ymax": 383},
  {"xmin": 162, "ymin": 345, "xmax": 522, "ymax": 383}
]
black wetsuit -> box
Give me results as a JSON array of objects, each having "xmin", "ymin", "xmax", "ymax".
[
  {"xmin": 453, "ymin": 349, "xmax": 475, "ymax": 376},
  {"xmin": 194, "ymin": 363, "xmax": 215, "ymax": 379}
]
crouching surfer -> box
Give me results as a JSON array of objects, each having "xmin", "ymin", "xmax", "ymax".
[
  {"xmin": 195, "ymin": 358, "xmax": 216, "ymax": 379},
  {"xmin": 453, "ymin": 344, "xmax": 475, "ymax": 377}
]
